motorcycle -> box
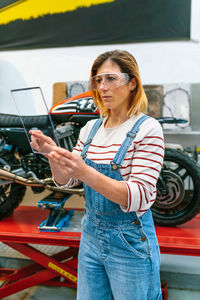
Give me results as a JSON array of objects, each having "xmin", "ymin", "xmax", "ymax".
[{"xmin": 0, "ymin": 90, "xmax": 200, "ymax": 226}]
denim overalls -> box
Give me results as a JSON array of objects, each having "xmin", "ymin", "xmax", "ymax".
[{"xmin": 77, "ymin": 116, "xmax": 162, "ymax": 300}]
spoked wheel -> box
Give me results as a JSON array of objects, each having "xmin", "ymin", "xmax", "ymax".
[
  {"xmin": 0, "ymin": 151, "xmax": 27, "ymax": 220},
  {"xmin": 0, "ymin": 182, "xmax": 26, "ymax": 220},
  {"xmin": 152, "ymin": 149, "xmax": 200, "ymax": 226}
]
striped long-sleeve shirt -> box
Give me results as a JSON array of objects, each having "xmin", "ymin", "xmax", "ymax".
[{"xmin": 60, "ymin": 113, "xmax": 164, "ymax": 217}]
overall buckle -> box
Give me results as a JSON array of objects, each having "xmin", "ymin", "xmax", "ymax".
[
  {"xmin": 127, "ymin": 131, "xmax": 137, "ymax": 139},
  {"xmin": 110, "ymin": 161, "xmax": 120, "ymax": 170}
]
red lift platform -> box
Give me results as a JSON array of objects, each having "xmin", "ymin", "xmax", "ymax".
[{"xmin": 0, "ymin": 205, "xmax": 200, "ymax": 298}]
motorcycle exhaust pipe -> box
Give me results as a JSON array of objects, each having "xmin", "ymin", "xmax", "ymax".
[{"xmin": 0, "ymin": 169, "xmax": 84, "ymax": 195}]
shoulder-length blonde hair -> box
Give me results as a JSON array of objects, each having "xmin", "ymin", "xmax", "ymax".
[{"xmin": 90, "ymin": 50, "xmax": 147, "ymax": 117}]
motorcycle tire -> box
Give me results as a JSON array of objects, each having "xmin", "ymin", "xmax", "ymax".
[
  {"xmin": 0, "ymin": 182, "xmax": 26, "ymax": 220},
  {"xmin": 152, "ymin": 148, "xmax": 200, "ymax": 226}
]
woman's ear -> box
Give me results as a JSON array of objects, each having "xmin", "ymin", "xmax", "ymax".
[{"xmin": 129, "ymin": 77, "xmax": 137, "ymax": 92}]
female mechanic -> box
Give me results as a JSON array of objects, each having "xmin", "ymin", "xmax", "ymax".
[{"xmin": 30, "ymin": 49, "xmax": 164, "ymax": 300}]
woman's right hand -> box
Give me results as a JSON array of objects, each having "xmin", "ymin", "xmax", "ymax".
[
  {"xmin": 29, "ymin": 130, "xmax": 56, "ymax": 155},
  {"xmin": 30, "ymin": 130, "xmax": 71, "ymax": 184}
]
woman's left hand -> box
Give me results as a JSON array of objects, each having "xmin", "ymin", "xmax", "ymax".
[{"xmin": 48, "ymin": 147, "xmax": 88, "ymax": 181}]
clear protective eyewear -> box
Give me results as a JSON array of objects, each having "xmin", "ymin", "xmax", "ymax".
[{"xmin": 90, "ymin": 72, "xmax": 130, "ymax": 91}]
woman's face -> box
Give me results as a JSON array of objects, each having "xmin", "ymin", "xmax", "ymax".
[{"xmin": 96, "ymin": 59, "xmax": 136, "ymax": 114}]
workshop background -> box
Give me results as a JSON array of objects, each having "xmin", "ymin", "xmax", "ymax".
[{"xmin": 0, "ymin": 0, "xmax": 200, "ymax": 299}]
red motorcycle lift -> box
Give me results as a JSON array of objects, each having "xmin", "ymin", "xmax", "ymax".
[{"xmin": 0, "ymin": 206, "xmax": 200, "ymax": 298}]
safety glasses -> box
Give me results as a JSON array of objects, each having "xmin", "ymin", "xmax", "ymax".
[{"xmin": 90, "ymin": 72, "xmax": 130, "ymax": 91}]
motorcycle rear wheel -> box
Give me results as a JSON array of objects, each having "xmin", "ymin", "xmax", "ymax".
[
  {"xmin": 152, "ymin": 148, "xmax": 200, "ymax": 226},
  {"xmin": 0, "ymin": 182, "xmax": 26, "ymax": 220}
]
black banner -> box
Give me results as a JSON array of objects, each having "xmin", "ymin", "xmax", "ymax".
[
  {"xmin": 0, "ymin": 0, "xmax": 191, "ymax": 50},
  {"xmin": 0, "ymin": 0, "xmax": 26, "ymax": 10}
]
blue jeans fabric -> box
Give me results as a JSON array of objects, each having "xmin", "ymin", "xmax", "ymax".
[{"xmin": 77, "ymin": 117, "xmax": 162, "ymax": 300}]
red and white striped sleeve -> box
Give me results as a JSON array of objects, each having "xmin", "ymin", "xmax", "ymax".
[{"xmin": 121, "ymin": 118, "xmax": 165, "ymax": 213}]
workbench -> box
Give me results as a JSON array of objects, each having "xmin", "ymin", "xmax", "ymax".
[{"xmin": 0, "ymin": 206, "xmax": 200, "ymax": 298}]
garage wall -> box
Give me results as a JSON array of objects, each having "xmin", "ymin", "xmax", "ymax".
[{"xmin": 0, "ymin": 1, "xmax": 200, "ymax": 115}]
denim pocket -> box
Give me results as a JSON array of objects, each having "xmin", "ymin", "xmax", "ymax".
[{"xmin": 118, "ymin": 229, "xmax": 150, "ymax": 259}]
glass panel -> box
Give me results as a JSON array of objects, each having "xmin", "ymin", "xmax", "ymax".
[{"xmin": 10, "ymin": 87, "xmax": 60, "ymax": 155}]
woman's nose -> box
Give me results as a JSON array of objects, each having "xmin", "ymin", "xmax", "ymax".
[{"xmin": 98, "ymin": 80, "xmax": 108, "ymax": 91}]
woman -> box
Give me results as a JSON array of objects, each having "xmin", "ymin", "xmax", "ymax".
[{"xmin": 30, "ymin": 50, "xmax": 164, "ymax": 300}]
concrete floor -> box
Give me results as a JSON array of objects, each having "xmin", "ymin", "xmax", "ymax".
[
  {"xmin": 3, "ymin": 286, "xmax": 76, "ymax": 300},
  {"xmin": 3, "ymin": 288, "xmax": 200, "ymax": 300}
]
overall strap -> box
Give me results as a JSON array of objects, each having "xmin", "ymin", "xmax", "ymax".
[
  {"xmin": 111, "ymin": 115, "xmax": 150, "ymax": 169},
  {"xmin": 81, "ymin": 118, "xmax": 103, "ymax": 158}
]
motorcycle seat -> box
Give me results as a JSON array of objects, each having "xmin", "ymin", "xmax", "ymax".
[{"xmin": 0, "ymin": 113, "xmax": 50, "ymax": 129}]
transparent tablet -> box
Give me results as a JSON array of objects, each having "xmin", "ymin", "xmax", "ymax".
[{"xmin": 10, "ymin": 87, "xmax": 60, "ymax": 155}]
